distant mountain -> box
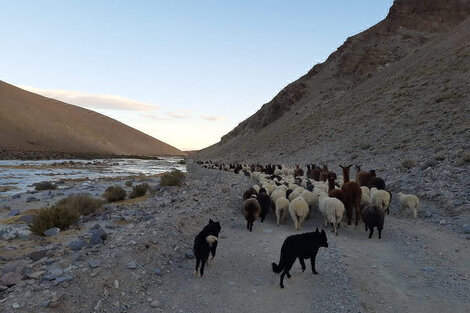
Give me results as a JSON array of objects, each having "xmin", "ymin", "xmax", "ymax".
[
  {"xmin": 196, "ymin": 0, "xmax": 469, "ymax": 164},
  {"xmin": 0, "ymin": 80, "xmax": 184, "ymax": 158}
]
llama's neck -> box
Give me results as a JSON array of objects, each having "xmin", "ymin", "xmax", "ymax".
[
  {"xmin": 328, "ymin": 179, "xmax": 335, "ymax": 192},
  {"xmin": 343, "ymin": 170, "xmax": 350, "ymax": 184}
]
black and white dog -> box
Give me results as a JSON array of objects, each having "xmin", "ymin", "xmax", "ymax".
[
  {"xmin": 193, "ymin": 219, "xmax": 221, "ymax": 277},
  {"xmin": 272, "ymin": 229, "xmax": 328, "ymax": 288}
]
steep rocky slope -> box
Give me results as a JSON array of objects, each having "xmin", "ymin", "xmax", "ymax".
[
  {"xmin": 195, "ymin": 0, "xmax": 470, "ymax": 217},
  {"xmin": 0, "ymin": 81, "xmax": 184, "ymax": 158}
]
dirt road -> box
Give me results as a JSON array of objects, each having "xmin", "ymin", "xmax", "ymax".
[{"xmin": 140, "ymin": 165, "xmax": 470, "ymax": 313}]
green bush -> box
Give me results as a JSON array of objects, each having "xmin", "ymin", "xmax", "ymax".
[
  {"xmin": 125, "ymin": 180, "xmax": 133, "ymax": 187},
  {"xmin": 401, "ymin": 159, "xmax": 416, "ymax": 169},
  {"xmin": 129, "ymin": 183, "xmax": 149, "ymax": 199},
  {"xmin": 160, "ymin": 170, "xmax": 185, "ymax": 187},
  {"xmin": 104, "ymin": 186, "xmax": 127, "ymax": 202},
  {"xmin": 34, "ymin": 181, "xmax": 57, "ymax": 191},
  {"xmin": 29, "ymin": 194, "xmax": 102, "ymax": 236},
  {"xmin": 55, "ymin": 194, "xmax": 103, "ymax": 215},
  {"xmin": 178, "ymin": 159, "xmax": 186, "ymax": 165}
]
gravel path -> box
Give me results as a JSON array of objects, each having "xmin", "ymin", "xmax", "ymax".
[{"xmin": 0, "ymin": 161, "xmax": 468, "ymax": 312}]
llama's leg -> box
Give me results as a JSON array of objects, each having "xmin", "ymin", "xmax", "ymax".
[
  {"xmin": 347, "ymin": 207, "xmax": 352, "ymax": 225},
  {"xmin": 355, "ymin": 205, "xmax": 360, "ymax": 226},
  {"xmin": 378, "ymin": 228, "xmax": 382, "ymax": 239},
  {"xmin": 413, "ymin": 209, "xmax": 417, "ymax": 219},
  {"xmin": 333, "ymin": 221, "xmax": 338, "ymax": 236},
  {"xmin": 246, "ymin": 220, "xmax": 250, "ymax": 230},
  {"xmin": 369, "ymin": 227, "xmax": 374, "ymax": 239},
  {"xmin": 299, "ymin": 258, "xmax": 306, "ymax": 272},
  {"xmin": 276, "ymin": 212, "xmax": 280, "ymax": 226},
  {"xmin": 365, "ymin": 224, "xmax": 368, "ymax": 231},
  {"xmin": 310, "ymin": 255, "xmax": 318, "ymax": 274}
]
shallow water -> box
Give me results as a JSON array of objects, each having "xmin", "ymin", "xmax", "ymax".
[{"xmin": 0, "ymin": 157, "xmax": 185, "ymax": 198}]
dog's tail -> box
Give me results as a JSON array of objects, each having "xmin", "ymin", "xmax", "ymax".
[
  {"xmin": 271, "ymin": 249, "xmax": 285, "ymax": 273},
  {"xmin": 206, "ymin": 235, "xmax": 218, "ymax": 246}
]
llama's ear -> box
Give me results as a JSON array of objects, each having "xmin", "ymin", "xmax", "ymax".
[
  {"xmin": 315, "ymin": 228, "xmax": 319, "ymax": 233},
  {"xmin": 209, "ymin": 218, "xmax": 214, "ymax": 223},
  {"xmin": 321, "ymin": 229, "xmax": 326, "ymax": 235}
]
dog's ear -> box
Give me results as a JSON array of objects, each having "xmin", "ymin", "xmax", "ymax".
[
  {"xmin": 315, "ymin": 228, "xmax": 319, "ymax": 233},
  {"xmin": 321, "ymin": 229, "xmax": 326, "ymax": 236},
  {"xmin": 209, "ymin": 218, "xmax": 214, "ymax": 224}
]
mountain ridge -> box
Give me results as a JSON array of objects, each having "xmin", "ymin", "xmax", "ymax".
[{"xmin": 0, "ymin": 80, "xmax": 184, "ymax": 158}]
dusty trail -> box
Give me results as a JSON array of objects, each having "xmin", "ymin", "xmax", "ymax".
[{"xmin": 140, "ymin": 165, "xmax": 469, "ymax": 313}]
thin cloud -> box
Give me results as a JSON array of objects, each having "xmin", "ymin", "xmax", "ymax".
[
  {"xmin": 20, "ymin": 85, "xmax": 159, "ymax": 111},
  {"xmin": 166, "ymin": 110, "xmax": 192, "ymax": 119},
  {"xmin": 139, "ymin": 113, "xmax": 168, "ymax": 120},
  {"xmin": 200, "ymin": 115, "xmax": 226, "ymax": 121}
]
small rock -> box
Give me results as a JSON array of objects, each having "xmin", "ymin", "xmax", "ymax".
[
  {"xmin": 27, "ymin": 249, "xmax": 48, "ymax": 261},
  {"xmin": 150, "ymin": 300, "xmax": 160, "ymax": 308},
  {"xmin": 12, "ymin": 302, "xmax": 20, "ymax": 309},
  {"xmin": 114, "ymin": 279, "xmax": 119, "ymax": 289},
  {"xmin": 69, "ymin": 240, "xmax": 87, "ymax": 251},
  {"xmin": 184, "ymin": 251, "xmax": 194, "ymax": 259},
  {"xmin": 463, "ymin": 224, "xmax": 470, "ymax": 234},
  {"xmin": 26, "ymin": 196, "xmax": 39, "ymax": 203},
  {"xmin": 88, "ymin": 259, "xmax": 101, "ymax": 268},
  {"xmin": 439, "ymin": 219, "xmax": 446, "ymax": 225},
  {"xmin": 154, "ymin": 268, "xmax": 162, "ymax": 276},
  {"xmin": 422, "ymin": 266, "xmax": 434, "ymax": 272},
  {"xmin": 26, "ymin": 271, "xmax": 45, "ymax": 280},
  {"xmin": 94, "ymin": 299, "xmax": 103, "ymax": 312},
  {"xmin": 18, "ymin": 214, "xmax": 35, "ymax": 224},
  {"xmin": 88, "ymin": 225, "xmax": 107, "ymax": 245},
  {"xmin": 8, "ymin": 209, "xmax": 20, "ymax": 217},
  {"xmin": 44, "ymin": 227, "xmax": 61, "ymax": 237},
  {"xmin": 53, "ymin": 275, "xmax": 73, "ymax": 286},
  {"xmin": 424, "ymin": 211, "xmax": 432, "ymax": 218},
  {"xmin": 0, "ymin": 272, "xmax": 23, "ymax": 286},
  {"xmin": 44, "ymin": 268, "xmax": 64, "ymax": 280},
  {"xmin": 126, "ymin": 261, "xmax": 137, "ymax": 269}
]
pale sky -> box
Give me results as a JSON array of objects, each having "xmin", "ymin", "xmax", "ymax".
[{"xmin": 0, "ymin": 0, "xmax": 393, "ymax": 151}]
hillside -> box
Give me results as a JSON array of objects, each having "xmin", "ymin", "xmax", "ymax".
[
  {"xmin": 0, "ymin": 81, "xmax": 184, "ymax": 158},
  {"xmin": 195, "ymin": 0, "xmax": 470, "ymax": 216}
]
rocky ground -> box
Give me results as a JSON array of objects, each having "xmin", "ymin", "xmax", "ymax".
[{"xmin": 0, "ymin": 161, "xmax": 469, "ymax": 312}]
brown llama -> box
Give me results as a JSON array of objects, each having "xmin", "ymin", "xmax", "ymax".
[{"xmin": 340, "ymin": 165, "xmax": 362, "ymax": 225}]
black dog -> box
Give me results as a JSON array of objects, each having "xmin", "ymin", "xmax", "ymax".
[
  {"xmin": 193, "ymin": 219, "xmax": 221, "ymax": 277},
  {"xmin": 272, "ymin": 229, "xmax": 328, "ymax": 288}
]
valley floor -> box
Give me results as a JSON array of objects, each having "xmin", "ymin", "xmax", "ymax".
[{"xmin": 0, "ymin": 162, "xmax": 468, "ymax": 312}]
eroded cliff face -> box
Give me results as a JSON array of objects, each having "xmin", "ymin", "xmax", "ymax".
[{"xmin": 218, "ymin": 0, "xmax": 470, "ymax": 143}]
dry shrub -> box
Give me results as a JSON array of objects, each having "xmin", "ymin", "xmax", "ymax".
[
  {"xmin": 104, "ymin": 186, "xmax": 127, "ymax": 202},
  {"xmin": 29, "ymin": 194, "xmax": 102, "ymax": 236},
  {"xmin": 160, "ymin": 170, "xmax": 185, "ymax": 187},
  {"xmin": 129, "ymin": 183, "xmax": 149, "ymax": 199},
  {"xmin": 34, "ymin": 181, "xmax": 57, "ymax": 191}
]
